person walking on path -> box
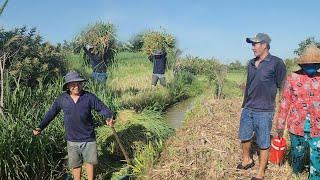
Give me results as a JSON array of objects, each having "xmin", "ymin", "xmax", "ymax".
[
  {"xmin": 33, "ymin": 71, "xmax": 114, "ymax": 180},
  {"xmin": 148, "ymin": 49, "xmax": 167, "ymax": 87},
  {"xmin": 237, "ymin": 33, "xmax": 286, "ymax": 180},
  {"xmin": 275, "ymin": 44, "xmax": 320, "ymax": 180}
]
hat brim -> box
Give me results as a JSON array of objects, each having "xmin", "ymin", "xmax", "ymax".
[
  {"xmin": 63, "ymin": 78, "xmax": 86, "ymax": 91},
  {"xmin": 296, "ymin": 60, "xmax": 320, "ymax": 64},
  {"xmin": 246, "ymin": 38, "xmax": 261, "ymax": 44}
]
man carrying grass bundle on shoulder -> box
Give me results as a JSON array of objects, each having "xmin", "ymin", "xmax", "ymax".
[
  {"xmin": 33, "ymin": 71, "xmax": 114, "ymax": 180},
  {"xmin": 83, "ymin": 36, "xmax": 111, "ymax": 83},
  {"xmin": 148, "ymin": 49, "xmax": 167, "ymax": 87}
]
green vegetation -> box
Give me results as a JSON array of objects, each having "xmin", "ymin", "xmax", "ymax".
[
  {"xmin": 0, "ymin": 45, "xmax": 206, "ymax": 178},
  {"xmin": 294, "ymin": 37, "xmax": 320, "ymax": 56},
  {"xmin": 0, "ymin": 27, "xmax": 66, "ymax": 86},
  {"xmin": 4, "ymin": 16, "xmax": 311, "ymax": 179}
]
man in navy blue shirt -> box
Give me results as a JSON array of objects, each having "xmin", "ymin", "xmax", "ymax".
[
  {"xmin": 33, "ymin": 71, "xmax": 113, "ymax": 180},
  {"xmin": 237, "ymin": 33, "xmax": 286, "ymax": 180},
  {"xmin": 83, "ymin": 36, "xmax": 111, "ymax": 83},
  {"xmin": 148, "ymin": 49, "xmax": 167, "ymax": 87}
]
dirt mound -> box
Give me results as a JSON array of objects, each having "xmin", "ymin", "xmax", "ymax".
[{"xmin": 150, "ymin": 97, "xmax": 308, "ymax": 180}]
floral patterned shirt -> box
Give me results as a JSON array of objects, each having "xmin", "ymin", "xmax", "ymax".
[{"xmin": 276, "ymin": 70, "xmax": 320, "ymax": 137}]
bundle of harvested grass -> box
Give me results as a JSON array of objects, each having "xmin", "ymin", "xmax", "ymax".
[
  {"xmin": 142, "ymin": 30, "xmax": 175, "ymax": 56},
  {"xmin": 74, "ymin": 22, "xmax": 117, "ymax": 58}
]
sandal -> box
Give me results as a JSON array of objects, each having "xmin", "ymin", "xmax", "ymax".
[{"xmin": 236, "ymin": 159, "xmax": 255, "ymax": 170}]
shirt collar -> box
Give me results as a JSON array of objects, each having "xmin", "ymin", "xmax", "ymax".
[
  {"xmin": 250, "ymin": 53, "xmax": 272, "ymax": 66},
  {"xmin": 255, "ymin": 53, "xmax": 271, "ymax": 62}
]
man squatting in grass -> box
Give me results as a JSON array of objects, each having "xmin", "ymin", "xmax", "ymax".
[
  {"xmin": 33, "ymin": 71, "xmax": 114, "ymax": 180},
  {"xmin": 148, "ymin": 49, "xmax": 167, "ymax": 87},
  {"xmin": 237, "ymin": 33, "xmax": 286, "ymax": 180}
]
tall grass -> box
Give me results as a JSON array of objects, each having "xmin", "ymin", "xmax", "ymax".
[
  {"xmin": 0, "ymin": 51, "xmax": 205, "ymax": 178},
  {"xmin": 1, "ymin": 78, "xmax": 66, "ymax": 179}
]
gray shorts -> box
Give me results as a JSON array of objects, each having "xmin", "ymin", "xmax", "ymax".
[
  {"xmin": 152, "ymin": 74, "xmax": 166, "ymax": 86},
  {"xmin": 67, "ymin": 141, "xmax": 98, "ymax": 168}
]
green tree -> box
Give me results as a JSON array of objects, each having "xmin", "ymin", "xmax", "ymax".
[
  {"xmin": 228, "ymin": 60, "xmax": 245, "ymax": 71},
  {"xmin": 0, "ymin": 27, "xmax": 66, "ymax": 86},
  {"xmin": 129, "ymin": 32, "xmax": 144, "ymax": 52},
  {"xmin": 294, "ymin": 37, "xmax": 320, "ymax": 56}
]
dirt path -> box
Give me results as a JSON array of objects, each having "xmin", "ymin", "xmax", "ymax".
[{"xmin": 150, "ymin": 97, "xmax": 308, "ymax": 180}]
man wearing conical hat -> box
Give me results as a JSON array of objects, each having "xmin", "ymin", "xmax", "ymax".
[
  {"xmin": 33, "ymin": 71, "xmax": 114, "ymax": 180},
  {"xmin": 276, "ymin": 44, "xmax": 320, "ymax": 179},
  {"xmin": 238, "ymin": 33, "xmax": 287, "ymax": 180}
]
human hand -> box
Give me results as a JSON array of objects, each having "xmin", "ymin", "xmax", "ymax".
[
  {"xmin": 276, "ymin": 129, "xmax": 284, "ymax": 138},
  {"xmin": 85, "ymin": 44, "xmax": 93, "ymax": 50},
  {"xmin": 33, "ymin": 128, "xmax": 41, "ymax": 136},
  {"xmin": 106, "ymin": 118, "xmax": 115, "ymax": 127}
]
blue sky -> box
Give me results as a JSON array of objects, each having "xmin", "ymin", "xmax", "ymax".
[{"xmin": 1, "ymin": 0, "xmax": 320, "ymax": 63}]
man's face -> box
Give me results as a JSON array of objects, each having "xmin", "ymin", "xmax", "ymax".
[
  {"xmin": 251, "ymin": 42, "xmax": 267, "ymax": 57},
  {"xmin": 67, "ymin": 81, "xmax": 82, "ymax": 95}
]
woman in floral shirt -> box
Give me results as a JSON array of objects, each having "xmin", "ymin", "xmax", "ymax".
[{"xmin": 276, "ymin": 44, "xmax": 320, "ymax": 179}]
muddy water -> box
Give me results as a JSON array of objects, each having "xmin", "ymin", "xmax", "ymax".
[{"xmin": 165, "ymin": 98, "xmax": 196, "ymax": 129}]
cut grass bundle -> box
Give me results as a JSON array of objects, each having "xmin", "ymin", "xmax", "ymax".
[
  {"xmin": 142, "ymin": 30, "xmax": 175, "ymax": 56},
  {"xmin": 95, "ymin": 109, "xmax": 173, "ymax": 179}
]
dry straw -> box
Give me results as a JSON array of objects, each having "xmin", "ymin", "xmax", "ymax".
[{"xmin": 297, "ymin": 44, "xmax": 320, "ymax": 64}]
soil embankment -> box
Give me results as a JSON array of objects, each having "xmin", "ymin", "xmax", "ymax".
[{"xmin": 151, "ymin": 97, "xmax": 308, "ymax": 180}]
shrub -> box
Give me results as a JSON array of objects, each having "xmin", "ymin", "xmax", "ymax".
[{"xmin": 0, "ymin": 27, "xmax": 66, "ymax": 86}]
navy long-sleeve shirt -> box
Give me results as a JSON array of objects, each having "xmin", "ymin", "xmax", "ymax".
[
  {"xmin": 148, "ymin": 52, "xmax": 167, "ymax": 74},
  {"xmin": 39, "ymin": 91, "xmax": 113, "ymax": 142},
  {"xmin": 83, "ymin": 47, "xmax": 108, "ymax": 73},
  {"xmin": 242, "ymin": 54, "xmax": 286, "ymax": 111}
]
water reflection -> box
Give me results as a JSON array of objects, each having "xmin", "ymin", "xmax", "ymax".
[{"xmin": 165, "ymin": 98, "xmax": 195, "ymax": 129}]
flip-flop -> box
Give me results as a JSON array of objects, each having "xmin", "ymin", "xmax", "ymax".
[{"xmin": 236, "ymin": 160, "xmax": 255, "ymax": 170}]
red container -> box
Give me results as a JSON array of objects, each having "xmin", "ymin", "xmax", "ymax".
[{"xmin": 269, "ymin": 137, "xmax": 286, "ymax": 165}]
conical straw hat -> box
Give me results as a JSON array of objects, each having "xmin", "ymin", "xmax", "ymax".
[{"xmin": 297, "ymin": 44, "xmax": 320, "ymax": 64}]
